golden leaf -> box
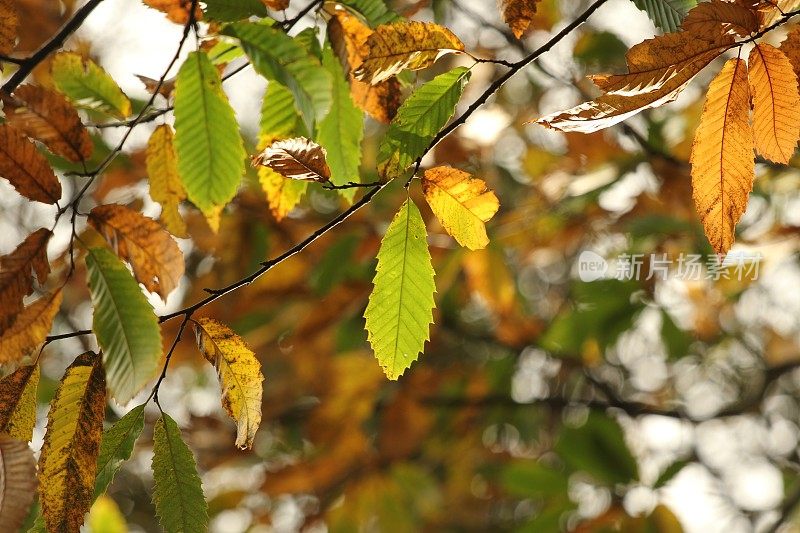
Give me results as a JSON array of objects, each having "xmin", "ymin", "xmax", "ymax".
[
  {"xmin": 779, "ymin": 25, "xmax": 800, "ymax": 80},
  {"xmin": 748, "ymin": 43, "xmax": 800, "ymax": 163},
  {"xmin": 88, "ymin": 204, "xmax": 185, "ymax": 300},
  {"xmin": 258, "ymin": 165, "xmax": 307, "ymax": 222},
  {"xmin": 0, "ymin": 0, "xmax": 19, "ymax": 56},
  {"xmin": 498, "ymin": 0, "xmax": 540, "ymax": 38},
  {"xmin": 0, "ymin": 290, "xmax": 62, "ymax": 364},
  {"xmin": 0, "ymin": 434, "xmax": 37, "ymax": 533},
  {"xmin": 682, "ymin": 0, "xmax": 758, "ymax": 37},
  {"xmin": 142, "ymin": 0, "xmax": 202, "ymax": 23},
  {"xmin": 353, "ymin": 21, "xmax": 465, "ymax": 84},
  {"xmin": 4, "ymin": 85, "xmax": 93, "ymax": 163},
  {"xmin": 252, "ymin": 137, "xmax": 331, "ymax": 182},
  {"xmin": 0, "ymin": 365, "xmax": 39, "ymax": 441},
  {"xmin": 0, "ymin": 123, "xmax": 61, "ymax": 204},
  {"xmin": 39, "ymin": 351, "xmax": 106, "ymax": 533},
  {"xmin": 690, "ymin": 58, "xmax": 754, "ymax": 255},
  {"xmin": 0, "ymin": 228, "xmax": 51, "ymax": 333},
  {"xmin": 327, "ymin": 7, "xmax": 400, "ymax": 123},
  {"xmin": 146, "ymin": 125, "xmax": 188, "ymax": 238},
  {"xmin": 194, "ymin": 318, "xmax": 264, "ymax": 450},
  {"xmin": 422, "ymin": 166, "xmax": 500, "ymax": 250}
]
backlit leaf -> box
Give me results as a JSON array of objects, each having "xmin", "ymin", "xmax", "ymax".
[
  {"xmin": 174, "ymin": 51, "xmax": 245, "ymax": 228},
  {"xmin": 4, "ymin": 85, "xmax": 93, "ymax": 162},
  {"xmin": 681, "ymin": 0, "xmax": 755, "ymax": 36},
  {"xmin": 152, "ymin": 412, "xmax": 208, "ymax": 533},
  {"xmin": 143, "ymin": 0, "xmax": 202, "ymax": 23},
  {"xmin": 0, "ymin": 434, "xmax": 37, "ymax": 532},
  {"xmin": 779, "ymin": 26, "xmax": 800, "ymax": 79},
  {"xmin": 94, "ymin": 404, "xmax": 145, "ymax": 498},
  {"xmin": 0, "ymin": 228, "xmax": 51, "ymax": 333},
  {"xmin": 499, "ymin": 0, "xmax": 541, "ymax": 38},
  {"xmin": 88, "ymin": 204, "xmax": 185, "ymax": 300},
  {"xmin": 0, "ymin": 365, "xmax": 39, "ymax": 441},
  {"xmin": 253, "ymin": 137, "xmax": 331, "ymax": 182},
  {"xmin": 0, "ymin": 290, "xmax": 62, "ymax": 365},
  {"xmin": 633, "ymin": 0, "xmax": 696, "ymax": 33},
  {"xmin": 377, "ymin": 67, "xmax": 471, "ymax": 178},
  {"xmin": 748, "ymin": 43, "xmax": 800, "ymax": 163},
  {"xmin": 38, "ymin": 351, "xmax": 106, "ymax": 533},
  {"xmin": 0, "ymin": 124, "xmax": 61, "ymax": 204},
  {"xmin": 354, "ymin": 21, "xmax": 465, "ymax": 84},
  {"xmin": 338, "ymin": 0, "xmax": 399, "ymax": 27},
  {"xmin": 146, "ymin": 125, "xmax": 188, "ymax": 238},
  {"xmin": 690, "ymin": 58, "xmax": 754, "ymax": 255},
  {"xmin": 85, "ymin": 247, "xmax": 162, "ymax": 405},
  {"xmin": 364, "ymin": 199, "xmax": 435, "ymax": 380},
  {"xmin": 0, "ymin": 0, "xmax": 18, "ymax": 55},
  {"xmin": 51, "ymin": 52, "xmax": 132, "ymax": 119},
  {"xmin": 194, "ymin": 318, "xmax": 264, "ymax": 449},
  {"xmin": 421, "ymin": 166, "xmax": 499, "ymax": 250}
]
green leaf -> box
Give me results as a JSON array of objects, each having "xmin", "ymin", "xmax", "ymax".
[
  {"xmin": 339, "ymin": 0, "xmax": 399, "ymax": 26},
  {"xmin": 364, "ymin": 199, "xmax": 435, "ymax": 380},
  {"xmin": 632, "ymin": 0, "xmax": 696, "ymax": 32},
  {"xmin": 317, "ymin": 44, "xmax": 364, "ymax": 202},
  {"xmin": 203, "ymin": 0, "xmax": 268, "ymax": 21},
  {"xmin": 377, "ymin": 67, "xmax": 471, "ymax": 178},
  {"xmin": 51, "ymin": 52, "xmax": 132, "ymax": 119},
  {"xmin": 501, "ymin": 461, "xmax": 568, "ymax": 497},
  {"xmin": 174, "ymin": 51, "xmax": 245, "ymax": 222},
  {"xmin": 224, "ymin": 22, "xmax": 332, "ymax": 133},
  {"xmin": 94, "ymin": 404, "xmax": 146, "ymax": 498},
  {"xmin": 85, "ymin": 247, "xmax": 162, "ymax": 405},
  {"xmin": 654, "ymin": 459, "xmax": 690, "ymax": 488},
  {"xmin": 260, "ymin": 81, "xmax": 302, "ymax": 138},
  {"xmin": 152, "ymin": 412, "xmax": 208, "ymax": 533}
]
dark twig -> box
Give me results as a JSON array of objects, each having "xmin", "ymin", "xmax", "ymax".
[{"xmin": 323, "ymin": 181, "xmax": 383, "ymax": 190}]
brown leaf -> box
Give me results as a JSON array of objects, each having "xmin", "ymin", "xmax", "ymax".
[
  {"xmin": 0, "ymin": 124, "xmax": 61, "ymax": 204},
  {"xmin": 4, "ymin": 85, "xmax": 93, "ymax": 163},
  {"xmin": 0, "ymin": 365, "xmax": 39, "ymax": 441},
  {"xmin": 682, "ymin": 0, "xmax": 758, "ymax": 37},
  {"xmin": 0, "ymin": 0, "xmax": 19, "ymax": 56},
  {"xmin": 0, "ymin": 228, "xmax": 51, "ymax": 333},
  {"xmin": 252, "ymin": 137, "xmax": 331, "ymax": 182},
  {"xmin": 135, "ymin": 74, "xmax": 175, "ymax": 99},
  {"xmin": 0, "ymin": 290, "xmax": 62, "ymax": 364},
  {"xmin": 0, "ymin": 434, "xmax": 37, "ymax": 533},
  {"xmin": 142, "ymin": 0, "xmax": 202, "ymax": 23},
  {"xmin": 690, "ymin": 58, "xmax": 754, "ymax": 255},
  {"xmin": 88, "ymin": 204, "xmax": 185, "ymax": 300},
  {"xmin": 262, "ymin": 0, "xmax": 289, "ymax": 9},
  {"xmin": 498, "ymin": 0, "xmax": 540, "ymax": 38}
]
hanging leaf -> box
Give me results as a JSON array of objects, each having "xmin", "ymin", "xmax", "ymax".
[
  {"xmin": 174, "ymin": 51, "xmax": 245, "ymax": 229},
  {"xmin": 88, "ymin": 204, "xmax": 185, "ymax": 300},
  {"xmin": 421, "ymin": 166, "xmax": 500, "ymax": 250},
  {"xmin": 0, "ymin": 228, "xmax": 51, "ymax": 333},
  {"xmin": 85, "ymin": 247, "xmax": 162, "ymax": 405},
  {"xmin": 0, "ymin": 124, "xmax": 61, "ymax": 204},
  {"xmin": 0, "ymin": 290, "xmax": 62, "ymax": 364},
  {"xmin": 690, "ymin": 58, "xmax": 754, "ymax": 255},
  {"xmin": 203, "ymin": 0, "xmax": 268, "ymax": 20},
  {"xmin": 152, "ymin": 412, "xmax": 209, "ymax": 533},
  {"xmin": 339, "ymin": 0, "xmax": 399, "ymax": 27},
  {"xmin": 38, "ymin": 351, "xmax": 106, "ymax": 533},
  {"xmin": 146, "ymin": 125, "xmax": 188, "ymax": 238},
  {"xmin": 327, "ymin": 6, "xmax": 401, "ymax": 123},
  {"xmin": 136, "ymin": 74, "xmax": 176, "ymax": 99},
  {"xmin": 253, "ymin": 137, "xmax": 332, "ymax": 182},
  {"xmin": 364, "ymin": 199, "xmax": 435, "ymax": 380},
  {"xmin": 0, "ymin": 365, "xmax": 39, "ymax": 441},
  {"xmin": 51, "ymin": 52, "xmax": 132, "ymax": 119},
  {"xmin": 378, "ymin": 67, "xmax": 471, "ymax": 178},
  {"xmin": 632, "ymin": 0, "xmax": 696, "ymax": 33},
  {"xmin": 748, "ymin": 43, "xmax": 800, "ymax": 164},
  {"xmin": 193, "ymin": 318, "xmax": 264, "ymax": 449},
  {"xmin": 87, "ymin": 496, "xmax": 128, "ymax": 533},
  {"xmin": 354, "ymin": 21, "xmax": 465, "ymax": 84},
  {"xmin": 4, "ymin": 85, "xmax": 93, "ymax": 163},
  {"xmin": 0, "ymin": 0, "xmax": 18, "ymax": 56},
  {"xmin": 0, "ymin": 434, "xmax": 37, "ymax": 532},
  {"xmin": 780, "ymin": 26, "xmax": 800, "ymax": 79},
  {"xmin": 499, "ymin": 0, "xmax": 541, "ymax": 38},
  {"xmin": 681, "ymin": 0, "xmax": 755, "ymax": 36},
  {"xmin": 94, "ymin": 404, "xmax": 146, "ymax": 498},
  {"xmin": 223, "ymin": 22, "xmax": 332, "ymax": 132},
  {"xmin": 142, "ymin": 0, "xmax": 202, "ymax": 23}
]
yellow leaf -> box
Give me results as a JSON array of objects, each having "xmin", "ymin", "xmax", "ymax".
[
  {"xmin": 258, "ymin": 164, "xmax": 307, "ymax": 222},
  {"xmin": 0, "ymin": 123, "xmax": 61, "ymax": 204},
  {"xmin": 0, "ymin": 290, "xmax": 62, "ymax": 364},
  {"xmin": 253, "ymin": 136, "xmax": 331, "ymax": 182},
  {"xmin": 88, "ymin": 204, "xmax": 185, "ymax": 300},
  {"xmin": 142, "ymin": 0, "xmax": 202, "ymax": 23},
  {"xmin": 499, "ymin": 0, "xmax": 540, "ymax": 38},
  {"xmin": 0, "ymin": 0, "xmax": 18, "ymax": 56},
  {"xmin": 88, "ymin": 496, "xmax": 128, "ymax": 533},
  {"xmin": 0, "ymin": 364, "xmax": 39, "ymax": 441},
  {"xmin": 681, "ymin": 0, "xmax": 757, "ymax": 37},
  {"xmin": 146, "ymin": 125, "xmax": 188, "ymax": 238},
  {"xmin": 0, "ymin": 434, "xmax": 37, "ymax": 532},
  {"xmin": 39, "ymin": 351, "xmax": 106, "ymax": 533},
  {"xmin": 194, "ymin": 318, "xmax": 263, "ymax": 449},
  {"xmin": 690, "ymin": 58, "xmax": 754, "ymax": 255},
  {"xmin": 421, "ymin": 166, "xmax": 500, "ymax": 250},
  {"xmin": 3, "ymin": 85, "xmax": 93, "ymax": 163},
  {"xmin": 0, "ymin": 228, "xmax": 51, "ymax": 333},
  {"xmin": 353, "ymin": 21, "xmax": 465, "ymax": 84},
  {"xmin": 748, "ymin": 43, "xmax": 800, "ymax": 163}
]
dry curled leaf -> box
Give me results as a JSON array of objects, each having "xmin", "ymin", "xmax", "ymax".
[
  {"xmin": 499, "ymin": 0, "xmax": 540, "ymax": 38},
  {"xmin": 0, "ymin": 123, "xmax": 61, "ymax": 204},
  {"xmin": 0, "ymin": 228, "xmax": 51, "ymax": 333},
  {"xmin": 0, "ymin": 433, "xmax": 37, "ymax": 533},
  {"xmin": 252, "ymin": 137, "xmax": 331, "ymax": 182}
]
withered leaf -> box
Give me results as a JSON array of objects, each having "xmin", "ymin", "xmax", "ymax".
[
  {"xmin": 252, "ymin": 137, "xmax": 331, "ymax": 182},
  {"xmin": 0, "ymin": 123, "xmax": 61, "ymax": 204},
  {"xmin": 499, "ymin": 0, "xmax": 540, "ymax": 38},
  {"xmin": 0, "ymin": 290, "xmax": 62, "ymax": 365},
  {"xmin": 0, "ymin": 434, "xmax": 37, "ymax": 533},
  {"xmin": 0, "ymin": 228, "xmax": 51, "ymax": 333}
]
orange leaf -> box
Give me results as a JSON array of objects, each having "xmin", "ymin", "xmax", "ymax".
[
  {"xmin": 690, "ymin": 58, "xmax": 754, "ymax": 255},
  {"xmin": 0, "ymin": 228, "xmax": 51, "ymax": 333},
  {"xmin": 0, "ymin": 0, "xmax": 19, "ymax": 56},
  {"xmin": 0, "ymin": 124, "xmax": 61, "ymax": 204},
  {"xmin": 780, "ymin": 26, "xmax": 800, "ymax": 87},
  {"xmin": 748, "ymin": 43, "xmax": 800, "ymax": 163},
  {"xmin": 142, "ymin": 0, "xmax": 202, "ymax": 23},
  {"xmin": 88, "ymin": 204, "xmax": 185, "ymax": 300},
  {"xmin": 0, "ymin": 291, "xmax": 62, "ymax": 364},
  {"xmin": 682, "ymin": 0, "xmax": 757, "ymax": 37},
  {"xmin": 499, "ymin": 0, "xmax": 540, "ymax": 38},
  {"xmin": 262, "ymin": 0, "xmax": 289, "ymax": 9},
  {"xmin": 252, "ymin": 137, "xmax": 331, "ymax": 182}
]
